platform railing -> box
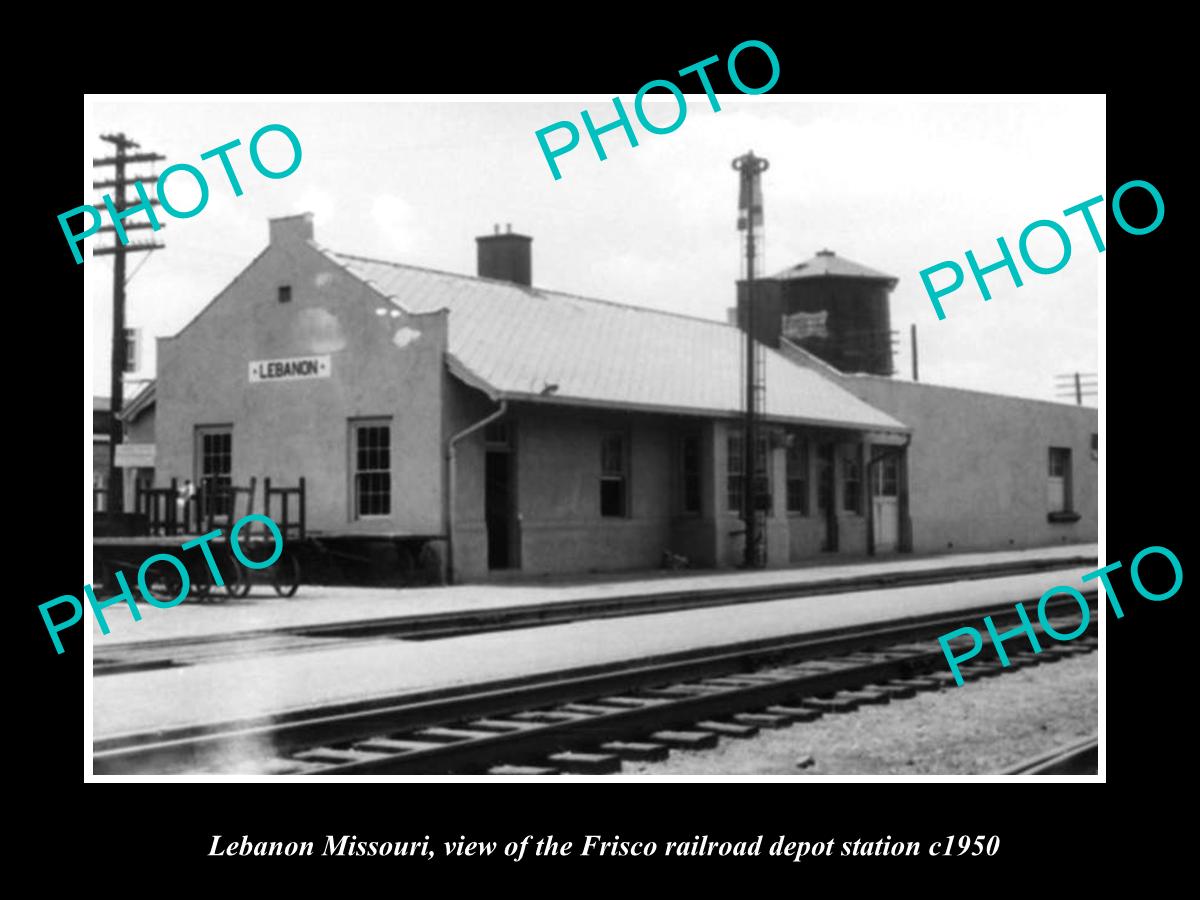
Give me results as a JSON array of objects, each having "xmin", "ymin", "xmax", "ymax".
[
  {"xmin": 264, "ymin": 476, "xmax": 306, "ymax": 542},
  {"xmin": 133, "ymin": 475, "xmax": 306, "ymax": 539}
]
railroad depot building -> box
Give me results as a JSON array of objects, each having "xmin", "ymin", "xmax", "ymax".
[{"xmin": 128, "ymin": 213, "xmax": 1097, "ymax": 582}]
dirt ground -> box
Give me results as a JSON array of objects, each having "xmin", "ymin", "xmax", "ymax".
[{"xmin": 625, "ymin": 650, "xmax": 1098, "ymax": 775}]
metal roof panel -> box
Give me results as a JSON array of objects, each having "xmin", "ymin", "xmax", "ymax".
[{"xmin": 329, "ymin": 251, "xmax": 907, "ymax": 433}]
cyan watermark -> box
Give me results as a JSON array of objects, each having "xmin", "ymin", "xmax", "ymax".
[
  {"xmin": 535, "ymin": 40, "xmax": 780, "ymax": 181},
  {"xmin": 937, "ymin": 544, "xmax": 1182, "ymax": 685},
  {"xmin": 920, "ymin": 180, "xmax": 1164, "ymax": 321},
  {"xmin": 59, "ymin": 124, "xmax": 302, "ymax": 264},
  {"xmin": 50, "ymin": 513, "xmax": 285, "ymax": 654}
]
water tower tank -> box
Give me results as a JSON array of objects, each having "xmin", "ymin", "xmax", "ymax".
[{"xmin": 738, "ymin": 249, "xmax": 898, "ymax": 376}]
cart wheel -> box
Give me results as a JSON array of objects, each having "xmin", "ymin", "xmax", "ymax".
[
  {"xmin": 212, "ymin": 548, "xmax": 240, "ymax": 601},
  {"xmin": 272, "ymin": 551, "xmax": 301, "ymax": 598},
  {"xmin": 224, "ymin": 561, "xmax": 249, "ymax": 599},
  {"xmin": 95, "ymin": 559, "xmax": 115, "ymax": 593},
  {"xmin": 143, "ymin": 563, "xmax": 185, "ymax": 605}
]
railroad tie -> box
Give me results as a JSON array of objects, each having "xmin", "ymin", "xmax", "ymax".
[
  {"xmin": 546, "ymin": 751, "xmax": 622, "ymax": 774},
  {"xmin": 886, "ymin": 676, "xmax": 940, "ymax": 691},
  {"xmin": 412, "ymin": 726, "xmax": 502, "ymax": 742},
  {"xmin": 885, "ymin": 642, "xmax": 933, "ymax": 654},
  {"xmin": 645, "ymin": 684, "xmax": 730, "ymax": 697},
  {"xmin": 971, "ymin": 662, "xmax": 1008, "ymax": 678},
  {"xmin": 825, "ymin": 689, "xmax": 889, "ymax": 706},
  {"xmin": 595, "ymin": 695, "xmax": 668, "ymax": 707},
  {"xmin": 239, "ymin": 757, "xmax": 326, "ymax": 775},
  {"xmin": 800, "ymin": 695, "xmax": 861, "ymax": 713},
  {"xmin": 705, "ymin": 674, "xmax": 792, "ymax": 686},
  {"xmin": 765, "ymin": 705, "xmax": 822, "ymax": 722},
  {"xmin": 461, "ymin": 719, "xmax": 543, "ymax": 733},
  {"xmin": 1050, "ymin": 642, "xmax": 1092, "ymax": 656},
  {"xmin": 355, "ymin": 737, "xmax": 447, "ymax": 754},
  {"xmin": 747, "ymin": 671, "xmax": 813, "ymax": 683},
  {"xmin": 952, "ymin": 665, "xmax": 991, "ymax": 681},
  {"xmin": 786, "ymin": 660, "xmax": 846, "ymax": 673},
  {"xmin": 488, "ymin": 764, "xmax": 559, "ymax": 776},
  {"xmin": 600, "ymin": 741, "xmax": 670, "ymax": 761},
  {"xmin": 874, "ymin": 682, "xmax": 918, "ymax": 699},
  {"xmin": 924, "ymin": 672, "xmax": 964, "ymax": 687},
  {"xmin": 733, "ymin": 712, "xmax": 792, "ymax": 728},
  {"xmin": 558, "ymin": 703, "xmax": 629, "ymax": 716},
  {"xmin": 651, "ymin": 730, "xmax": 720, "ymax": 749},
  {"xmin": 509, "ymin": 710, "xmax": 595, "ymax": 723},
  {"xmin": 1012, "ymin": 653, "xmax": 1049, "ymax": 669},
  {"xmin": 837, "ymin": 653, "xmax": 889, "ymax": 664},
  {"xmin": 291, "ymin": 747, "xmax": 392, "ymax": 765},
  {"xmin": 694, "ymin": 720, "xmax": 760, "ymax": 738}
]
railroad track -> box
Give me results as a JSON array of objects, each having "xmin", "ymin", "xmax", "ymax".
[
  {"xmin": 1000, "ymin": 735, "xmax": 1098, "ymax": 775},
  {"xmin": 93, "ymin": 592, "xmax": 1099, "ymax": 775},
  {"xmin": 93, "ymin": 555, "xmax": 1097, "ymax": 676}
]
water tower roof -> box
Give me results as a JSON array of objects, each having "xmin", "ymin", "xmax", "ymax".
[{"xmin": 769, "ymin": 249, "xmax": 897, "ymax": 284}]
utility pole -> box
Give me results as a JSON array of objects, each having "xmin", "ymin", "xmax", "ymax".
[
  {"xmin": 733, "ymin": 151, "xmax": 769, "ymax": 568},
  {"xmin": 1054, "ymin": 372, "xmax": 1097, "ymax": 406},
  {"xmin": 911, "ymin": 323, "xmax": 919, "ymax": 382},
  {"xmin": 93, "ymin": 133, "xmax": 165, "ymax": 513}
]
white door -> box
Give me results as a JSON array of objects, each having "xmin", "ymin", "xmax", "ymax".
[{"xmin": 872, "ymin": 454, "xmax": 900, "ymax": 552}]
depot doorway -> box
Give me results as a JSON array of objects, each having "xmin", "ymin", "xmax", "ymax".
[
  {"xmin": 485, "ymin": 422, "xmax": 519, "ymax": 570},
  {"xmin": 817, "ymin": 442, "xmax": 838, "ymax": 552},
  {"xmin": 871, "ymin": 453, "xmax": 900, "ymax": 553}
]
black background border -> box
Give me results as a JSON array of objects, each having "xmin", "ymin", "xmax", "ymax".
[{"xmin": 20, "ymin": 22, "xmax": 1185, "ymax": 884}]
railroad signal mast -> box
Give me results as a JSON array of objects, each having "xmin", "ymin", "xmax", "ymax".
[
  {"xmin": 93, "ymin": 133, "xmax": 165, "ymax": 513},
  {"xmin": 733, "ymin": 150, "xmax": 769, "ymax": 568}
]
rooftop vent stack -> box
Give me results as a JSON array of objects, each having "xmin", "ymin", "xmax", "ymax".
[{"xmin": 476, "ymin": 226, "xmax": 533, "ymax": 286}]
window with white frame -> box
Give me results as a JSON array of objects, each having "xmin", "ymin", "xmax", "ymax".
[
  {"xmin": 873, "ymin": 452, "xmax": 899, "ymax": 497},
  {"xmin": 352, "ymin": 419, "xmax": 392, "ymax": 518},
  {"xmin": 1048, "ymin": 447, "xmax": 1072, "ymax": 512},
  {"xmin": 123, "ymin": 327, "xmax": 139, "ymax": 373},
  {"xmin": 728, "ymin": 432, "xmax": 771, "ymax": 516}
]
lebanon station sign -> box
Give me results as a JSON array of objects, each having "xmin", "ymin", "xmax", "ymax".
[{"xmin": 248, "ymin": 355, "xmax": 332, "ymax": 383}]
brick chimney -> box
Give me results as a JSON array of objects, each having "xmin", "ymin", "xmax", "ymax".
[
  {"xmin": 269, "ymin": 212, "xmax": 314, "ymax": 245},
  {"xmin": 476, "ymin": 223, "xmax": 532, "ymax": 286}
]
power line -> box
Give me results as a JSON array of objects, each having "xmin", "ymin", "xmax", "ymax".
[
  {"xmin": 1053, "ymin": 372, "xmax": 1098, "ymax": 405},
  {"xmin": 125, "ymin": 246, "xmax": 158, "ymax": 285}
]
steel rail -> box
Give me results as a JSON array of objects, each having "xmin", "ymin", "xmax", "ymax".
[
  {"xmin": 94, "ymin": 592, "xmax": 1098, "ymax": 775},
  {"xmin": 1000, "ymin": 735, "xmax": 1099, "ymax": 775}
]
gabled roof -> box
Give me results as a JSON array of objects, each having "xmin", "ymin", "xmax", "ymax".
[
  {"xmin": 325, "ymin": 250, "xmax": 907, "ymax": 434},
  {"xmin": 118, "ymin": 380, "xmax": 156, "ymax": 423},
  {"xmin": 769, "ymin": 249, "xmax": 896, "ymax": 283}
]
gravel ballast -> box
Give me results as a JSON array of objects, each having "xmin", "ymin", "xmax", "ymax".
[{"xmin": 626, "ymin": 651, "xmax": 1098, "ymax": 775}]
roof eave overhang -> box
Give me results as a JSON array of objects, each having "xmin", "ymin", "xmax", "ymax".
[
  {"xmin": 486, "ymin": 389, "xmax": 910, "ymax": 435},
  {"xmin": 446, "ymin": 354, "xmax": 500, "ymax": 401},
  {"xmin": 116, "ymin": 383, "xmax": 157, "ymax": 423},
  {"xmin": 445, "ymin": 359, "xmax": 909, "ymax": 434}
]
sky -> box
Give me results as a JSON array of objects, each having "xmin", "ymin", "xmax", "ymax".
[{"xmin": 85, "ymin": 96, "xmax": 1103, "ymax": 406}]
